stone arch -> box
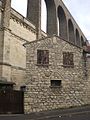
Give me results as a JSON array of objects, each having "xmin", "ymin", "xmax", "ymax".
[
  {"xmin": 81, "ymin": 36, "xmax": 85, "ymax": 47},
  {"xmin": 27, "ymin": 0, "xmax": 57, "ymax": 36},
  {"xmin": 76, "ymin": 29, "xmax": 80, "ymax": 46},
  {"xmin": 68, "ymin": 19, "xmax": 75, "ymax": 44},
  {"xmin": 57, "ymin": 6, "xmax": 67, "ymax": 40},
  {"xmin": 44, "ymin": 0, "xmax": 57, "ymax": 35}
]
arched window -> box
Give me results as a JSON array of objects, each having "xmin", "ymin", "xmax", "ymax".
[
  {"xmin": 76, "ymin": 29, "xmax": 80, "ymax": 46},
  {"xmin": 57, "ymin": 6, "xmax": 67, "ymax": 40},
  {"xmin": 68, "ymin": 19, "xmax": 75, "ymax": 44}
]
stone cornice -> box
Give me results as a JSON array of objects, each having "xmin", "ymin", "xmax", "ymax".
[
  {"xmin": 10, "ymin": 8, "xmax": 36, "ymax": 35},
  {"xmin": 10, "ymin": 8, "xmax": 47, "ymax": 38},
  {"xmin": 24, "ymin": 35, "xmax": 83, "ymax": 49},
  {"xmin": 11, "ymin": 31, "xmax": 29, "ymax": 43},
  {"xmin": 0, "ymin": 62, "xmax": 26, "ymax": 71}
]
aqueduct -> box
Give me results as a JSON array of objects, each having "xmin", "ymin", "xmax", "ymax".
[
  {"xmin": 27, "ymin": 0, "xmax": 86, "ymax": 47},
  {"xmin": 1, "ymin": 0, "xmax": 87, "ymax": 46}
]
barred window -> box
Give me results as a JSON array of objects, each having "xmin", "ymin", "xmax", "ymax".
[
  {"xmin": 63, "ymin": 52, "xmax": 74, "ymax": 67},
  {"xmin": 37, "ymin": 50, "xmax": 49, "ymax": 65}
]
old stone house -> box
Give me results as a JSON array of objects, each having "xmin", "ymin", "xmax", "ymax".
[
  {"xmin": 24, "ymin": 35, "xmax": 90, "ymax": 113},
  {"xmin": 0, "ymin": 0, "xmax": 90, "ymax": 114}
]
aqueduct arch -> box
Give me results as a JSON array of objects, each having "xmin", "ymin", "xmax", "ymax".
[
  {"xmin": 44, "ymin": 0, "xmax": 57, "ymax": 35},
  {"xmin": 27, "ymin": 0, "xmax": 57, "ymax": 37},
  {"xmin": 76, "ymin": 29, "xmax": 80, "ymax": 46},
  {"xmin": 68, "ymin": 19, "xmax": 75, "ymax": 44},
  {"xmin": 24, "ymin": 0, "xmax": 86, "ymax": 47},
  {"xmin": 57, "ymin": 6, "xmax": 67, "ymax": 40},
  {"xmin": 81, "ymin": 36, "xmax": 85, "ymax": 46}
]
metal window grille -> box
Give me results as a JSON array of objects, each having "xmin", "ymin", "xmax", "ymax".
[
  {"xmin": 63, "ymin": 52, "xmax": 74, "ymax": 66},
  {"xmin": 37, "ymin": 50, "xmax": 49, "ymax": 65}
]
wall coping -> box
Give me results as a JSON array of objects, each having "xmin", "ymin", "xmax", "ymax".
[
  {"xmin": 10, "ymin": 8, "xmax": 47, "ymax": 37},
  {"xmin": 23, "ymin": 35, "xmax": 83, "ymax": 49}
]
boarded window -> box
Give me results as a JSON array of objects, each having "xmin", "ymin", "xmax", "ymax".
[
  {"xmin": 63, "ymin": 52, "xmax": 74, "ymax": 67},
  {"xmin": 37, "ymin": 50, "xmax": 49, "ymax": 65}
]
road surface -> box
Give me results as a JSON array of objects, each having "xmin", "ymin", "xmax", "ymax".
[{"xmin": 0, "ymin": 105, "xmax": 90, "ymax": 120}]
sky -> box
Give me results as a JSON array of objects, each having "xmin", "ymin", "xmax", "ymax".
[{"xmin": 11, "ymin": 0, "xmax": 90, "ymax": 41}]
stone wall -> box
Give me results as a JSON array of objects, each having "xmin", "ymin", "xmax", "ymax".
[
  {"xmin": 10, "ymin": 9, "xmax": 37, "ymax": 42},
  {"xmin": 24, "ymin": 36, "xmax": 88, "ymax": 113},
  {"xmin": 8, "ymin": 10, "xmax": 37, "ymax": 88},
  {"xmin": 0, "ymin": 26, "xmax": 27, "ymax": 87},
  {"xmin": 0, "ymin": 4, "xmax": 47, "ymax": 89},
  {"xmin": 86, "ymin": 55, "xmax": 90, "ymax": 103},
  {"xmin": 8, "ymin": 9, "xmax": 47, "ymax": 89},
  {"xmin": 0, "ymin": 5, "xmax": 36, "ymax": 89}
]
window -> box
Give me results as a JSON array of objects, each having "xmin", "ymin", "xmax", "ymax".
[
  {"xmin": 37, "ymin": 50, "xmax": 49, "ymax": 65},
  {"xmin": 20, "ymin": 86, "xmax": 26, "ymax": 92},
  {"xmin": 63, "ymin": 52, "xmax": 74, "ymax": 67},
  {"xmin": 51, "ymin": 80, "xmax": 61, "ymax": 87}
]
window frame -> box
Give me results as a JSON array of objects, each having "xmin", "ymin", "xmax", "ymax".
[
  {"xmin": 37, "ymin": 49, "xmax": 49, "ymax": 66},
  {"xmin": 63, "ymin": 52, "xmax": 74, "ymax": 67},
  {"xmin": 50, "ymin": 80, "xmax": 62, "ymax": 88}
]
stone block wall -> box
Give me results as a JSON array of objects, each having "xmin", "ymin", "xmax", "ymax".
[
  {"xmin": 24, "ymin": 36, "xmax": 88, "ymax": 113},
  {"xmin": 86, "ymin": 55, "xmax": 90, "ymax": 103},
  {"xmin": 8, "ymin": 9, "xmax": 47, "ymax": 89},
  {"xmin": 0, "ymin": 5, "xmax": 36, "ymax": 89},
  {"xmin": 0, "ymin": 4, "xmax": 47, "ymax": 89}
]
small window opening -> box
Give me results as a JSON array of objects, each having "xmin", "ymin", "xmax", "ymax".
[
  {"xmin": 20, "ymin": 86, "xmax": 26, "ymax": 92},
  {"xmin": 51, "ymin": 80, "xmax": 61, "ymax": 87}
]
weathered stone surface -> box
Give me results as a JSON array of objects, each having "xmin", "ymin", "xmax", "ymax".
[
  {"xmin": 24, "ymin": 36, "xmax": 88, "ymax": 113},
  {"xmin": 0, "ymin": 0, "xmax": 90, "ymax": 114},
  {"xmin": 0, "ymin": 4, "xmax": 47, "ymax": 89}
]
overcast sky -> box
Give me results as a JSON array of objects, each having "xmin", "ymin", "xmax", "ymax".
[{"xmin": 11, "ymin": 0, "xmax": 90, "ymax": 41}]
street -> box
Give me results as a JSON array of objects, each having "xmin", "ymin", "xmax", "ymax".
[{"xmin": 0, "ymin": 105, "xmax": 90, "ymax": 120}]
